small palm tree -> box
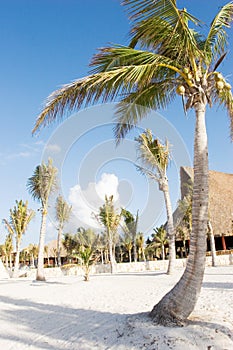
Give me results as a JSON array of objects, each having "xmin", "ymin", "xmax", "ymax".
[
  {"xmin": 136, "ymin": 130, "xmax": 175, "ymax": 273},
  {"xmin": 3, "ymin": 200, "xmax": 34, "ymax": 277},
  {"xmin": 76, "ymin": 227, "xmax": 100, "ymax": 281},
  {"xmin": 27, "ymin": 159, "xmax": 57, "ymax": 281},
  {"xmin": 55, "ymin": 195, "xmax": 72, "ymax": 266},
  {"xmin": 96, "ymin": 195, "xmax": 121, "ymax": 273}
]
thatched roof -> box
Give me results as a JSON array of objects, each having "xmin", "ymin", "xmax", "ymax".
[
  {"xmin": 46, "ymin": 240, "xmax": 67, "ymax": 258},
  {"xmin": 180, "ymin": 167, "xmax": 233, "ymax": 236}
]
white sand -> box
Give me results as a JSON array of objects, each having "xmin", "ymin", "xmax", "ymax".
[{"xmin": 0, "ymin": 265, "xmax": 232, "ymax": 350}]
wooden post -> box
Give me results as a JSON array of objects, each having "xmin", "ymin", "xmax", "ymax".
[{"xmin": 221, "ymin": 234, "xmax": 226, "ymax": 250}]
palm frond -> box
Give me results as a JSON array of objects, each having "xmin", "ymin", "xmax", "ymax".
[
  {"xmin": 33, "ymin": 47, "xmax": 179, "ymax": 133},
  {"xmin": 204, "ymin": 2, "xmax": 233, "ymax": 63},
  {"xmin": 135, "ymin": 129, "xmax": 170, "ymax": 177},
  {"xmin": 212, "ymin": 86, "xmax": 233, "ymax": 140},
  {"xmin": 123, "ymin": 0, "xmax": 202, "ymax": 70},
  {"xmin": 114, "ymin": 81, "xmax": 176, "ymax": 141}
]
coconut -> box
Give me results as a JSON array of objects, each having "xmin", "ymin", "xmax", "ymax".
[
  {"xmin": 225, "ymin": 82, "xmax": 232, "ymax": 90},
  {"xmin": 176, "ymin": 85, "xmax": 185, "ymax": 95},
  {"xmin": 216, "ymin": 80, "xmax": 224, "ymax": 90},
  {"xmin": 215, "ymin": 72, "xmax": 223, "ymax": 81},
  {"xmin": 183, "ymin": 67, "xmax": 190, "ymax": 74}
]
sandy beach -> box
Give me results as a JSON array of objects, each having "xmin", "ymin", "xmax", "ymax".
[{"xmin": 0, "ymin": 265, "xmax": 232, "ymax": 350}]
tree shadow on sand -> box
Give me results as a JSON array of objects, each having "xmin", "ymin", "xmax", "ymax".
[{"xmin": 0, "ymin": 294, "xmax": 232, "ymax": 350}]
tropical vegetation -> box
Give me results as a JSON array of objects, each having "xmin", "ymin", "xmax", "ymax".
[{"xmin": 3, "ymin": 200, "xmax": 34, "ymax": 277}]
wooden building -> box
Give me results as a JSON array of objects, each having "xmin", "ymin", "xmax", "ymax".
[{"xmin": 177, "ymin": 166, "xmax": 233, "ymax": 251}]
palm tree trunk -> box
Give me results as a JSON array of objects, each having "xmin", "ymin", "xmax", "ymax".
[
  {"xmin": 107, "ymin": 227, "xmax": 116, "ymax": 273},
  {"xmin": 208, "ymin": 220, "xmax": 217, "ymax": 267},
  {"xmin": 57, "ymin": 224, "xmax": 63, "ymax": 267},
  {"xmin": 150, "ymin": 102, "xmax": 209, "ymax": 326},
  {"xmin": 129, "ymin": 248, "xmax": 132, "ymax": 263},
  {"xmin": 163, "ymin": 187, "xmax": 176, "ymax": 274},
  {"xmin": 36, "ymin": 210, "xmax": 47, "ymax": 281},
  {"xmin": 161, "ymin": 244, "xmax": 165, "ymax": 260},
  {"xmin": 12, "ymin": 241, "xmax": 20, "ymax": 278}
]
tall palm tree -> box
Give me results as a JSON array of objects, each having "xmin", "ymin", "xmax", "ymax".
[
  {"xmin": 121, "ymin": 208, "xmax": 139, "ymax": 262},
  {"xmin": 3, "ymin": 200, "xmax": 34, "ymax": 277},
  {"xmin": 32, "ymin": 1, "xmax": 233, "ymax": 325},
  {"xmin": 27, "ymin": 159, "xmax": 57, "ymax": 281},
  {"xmin": 135, "ymin": 129, "xmax": 175, "ymax": 273},
  {"xmin": 55, "ymin": 195, "xmax": 72, "ymax": 267},
  {"xmin": 96, "ymin": 195, "xmax": 121, "ymax": 273}
]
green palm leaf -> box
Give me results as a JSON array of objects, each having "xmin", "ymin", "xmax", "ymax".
[{"xmin": 204, "ymin": 2, "xmax": 233, "ymax": 62}]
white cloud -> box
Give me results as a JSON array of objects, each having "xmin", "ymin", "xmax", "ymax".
[
  {"xmin": 68, "ymin": 173, "xmax": 120, "ymax": 229},
  {"xmin": 45, "ymin": 143, "xmax": 61, "ymax": 153}
]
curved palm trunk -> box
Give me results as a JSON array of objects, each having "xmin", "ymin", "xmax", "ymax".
[
  {"xmin": 162, "ymin": 187, "xmax": 176, "ymax": 274},
  {"xmin": 150, "ymin": 102, "xmax": 209, "ymax": 326},
  {"xmin": 36, "ymin": 210, "xmax": 47, "ymax": 281}
]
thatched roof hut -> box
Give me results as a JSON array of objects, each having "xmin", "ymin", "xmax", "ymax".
[{"xmin": 180, "ymin": 166, "xmax": 233, "ymax": 237}]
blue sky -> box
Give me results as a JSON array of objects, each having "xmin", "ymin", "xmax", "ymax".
[{"xmin": 0, "ymin": 0, "xmax": 233, "ymax": 248}]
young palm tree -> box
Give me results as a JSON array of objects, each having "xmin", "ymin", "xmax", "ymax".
[
  {"xmin": 32, "ymin": 1, "xmax": 233, "ymax": 325},
  {"xmin": 76, "ymin": 227, "xmax": 100, "ymax": 281},
  {"xmin": 27, "ymin": 159, "xmax": 57, "ymax": 281},
  {"xmin": 96, "ymin": 195, "xmax": 121, "ymax": 273},
  {"xmin": 136, "ymin": 129, "xmax": 175, "ymax": 273},
  {"xmin": 55, "ymin": 195, "xmax": 72, "ymax": 267},
  {"xmin": 3, "ymin": 200, "xmax": 34, "ymax": 277},
  {"xmin": 121, "ymin": 208, "xmax": 139, "ymax": 262}
]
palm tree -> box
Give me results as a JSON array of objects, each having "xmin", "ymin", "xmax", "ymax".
[
  {"xmin": 135, "ymin": 130, "xmax": 175, "ymax": 273},
  {"xmin": 63, "ymin": 232, "xmax": 78, "ymax": 263},
  {"xmin": 96, "ymin": 195, "xmax": 121, "ymax": 273},
  {"xmin": 4, "ymin": 233, "xmax": 13, "ymax": 270},
  {"xmin": 32, "ymin": 1, "xmax": 233, "ymax": 325},
  {"xmin": 136, "ymin": 232, "xmax": 146, "ymax": 261},
  {"xmin": 28, "ymin": 244, "xmax": 39, "ymax": 268},
  {"xmin": 27, "ymin": 159, "xmax": 57, "ymax": 281},
  {"xmin": 121, "ymin": 208, "xmax": 139, "ymax": 262},
  {"xmin": 55, "ymin": 195, "xmax": 72, "ymax": 267},
  {"xmin": 121, "ymin": 232, "xmax": 133, "ymax": 262},
  {"xmin": 76, "ymin": 227, "xmax": 100, "ymax": 281},
  {"xmin": 152, "ymin": 226, "xmax": 169, "ymax": 261},
  {"xmin": 3, "ymin": 200, "xmax": 34, "ymax": 277}
]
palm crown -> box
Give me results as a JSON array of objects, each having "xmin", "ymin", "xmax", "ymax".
[{"xmin": 33, "ymin": 0, "xmax": 233, "ymax": 141}]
